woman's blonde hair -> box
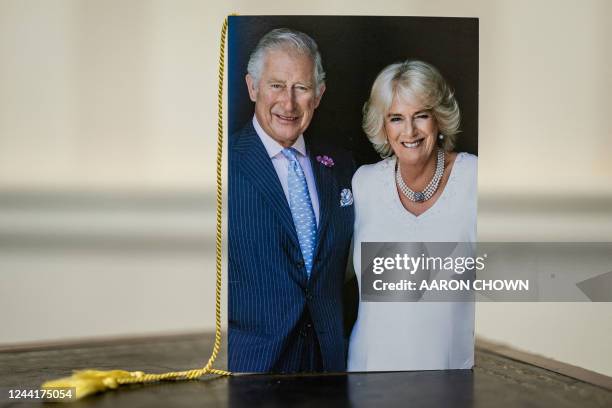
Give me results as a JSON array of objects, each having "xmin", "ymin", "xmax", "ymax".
[{"xmin": 362, "ymin": 60, "xmax": 460, "ymax": 158}]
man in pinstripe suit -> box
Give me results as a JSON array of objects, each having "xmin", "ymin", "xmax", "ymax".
[{"xmin": 229, "ymin": 28, "xmax": 355, "ymax": 373}]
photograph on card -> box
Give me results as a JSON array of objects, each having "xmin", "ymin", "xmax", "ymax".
[{"xmin": 228, "ymin": 15, "xmax": 478, "ymax": 373}]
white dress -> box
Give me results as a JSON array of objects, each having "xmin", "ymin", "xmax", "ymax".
[{"xmin": 347, "ymin": 152, "xmax": 477, "ymax": 372}]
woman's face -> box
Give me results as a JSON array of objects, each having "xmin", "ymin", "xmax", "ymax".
[{"xmin": 384, "ymin": 94, "xmax": 438, "ymax": 167}]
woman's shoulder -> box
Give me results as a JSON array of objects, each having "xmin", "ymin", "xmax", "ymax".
[
  {"xmin": 456, "ymin": 151, "xmax": 477, "ymax": 163},
  {"xmin": 351, "ymin": 158, "xmax": 394, "ymax": 209},
  {"xmin": 352, "ymin": 156, "xmax": 395, "ymax": 186},
  {"xmin": 449, "ymin": 152, "xmax": 478, "ymax": 198},
  {"xmin": 454, "ymin": 152, "xmax": 478, "ymax": 175}
]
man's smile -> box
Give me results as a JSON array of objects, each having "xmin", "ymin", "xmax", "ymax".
[{"xmin": 274, "ymin": 113, "xmax": 300, "ymax": 123}]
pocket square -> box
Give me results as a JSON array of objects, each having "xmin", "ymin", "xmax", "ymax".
[{"xmin": 340, "ymin": 188, "xmax": 353, "ymax": 207}]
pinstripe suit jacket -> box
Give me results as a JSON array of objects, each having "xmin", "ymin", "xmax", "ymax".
[{"xmin": 228, "ymin": 121, "xmax": 355, "ymax": 373}]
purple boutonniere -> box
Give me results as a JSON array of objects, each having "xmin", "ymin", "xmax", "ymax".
[{"xmin": 316, "ymin": 155, "xmax": 335, "ymax": 168}]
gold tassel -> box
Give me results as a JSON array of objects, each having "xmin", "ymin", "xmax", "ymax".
[
  {"xmin": 38, "ymin": 14, "xmax": 234, "ymax": 402},
  {"xmin": 41, "ymin": 369, "xmax": 145, "ymax": 399}
]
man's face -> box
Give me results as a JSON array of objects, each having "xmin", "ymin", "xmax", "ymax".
[{"xmin": 246, "ymin": 48, "xmax": 325, "ymax": 147}]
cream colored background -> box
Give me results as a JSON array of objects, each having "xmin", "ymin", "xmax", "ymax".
[{"xmin": 0, "ymin": 1, "xmax": 611, "ymax": 376}]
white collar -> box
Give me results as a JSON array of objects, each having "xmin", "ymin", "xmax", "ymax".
[{"xmin": 253, "ymin": 115, "xmax": 307, "ymax": 158}]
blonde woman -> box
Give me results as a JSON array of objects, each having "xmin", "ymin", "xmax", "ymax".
[{"xmin": 347, "ymin": 60, "xmax": 476, "ymax": 371}]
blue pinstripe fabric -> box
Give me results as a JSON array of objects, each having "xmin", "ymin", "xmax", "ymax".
[{"xmin": 228, "ymin": 121, "xmax": 355, "ymax": 373}]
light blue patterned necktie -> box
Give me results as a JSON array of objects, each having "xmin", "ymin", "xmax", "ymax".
[{"xmin": 282, "ymin": 148, "xmax": 317, "ymax": 278}]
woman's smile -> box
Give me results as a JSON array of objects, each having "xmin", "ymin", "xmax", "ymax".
[{"xmin": 400, "ymin": 138, "xmax": 425, "ymax": 148}]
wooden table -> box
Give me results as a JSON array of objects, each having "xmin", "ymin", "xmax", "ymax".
[{"xmin": 1, "ymin": 333, "xmax": 611, "ymax": 407}]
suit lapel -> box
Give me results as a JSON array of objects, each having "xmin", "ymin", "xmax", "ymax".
[
  {"xmin": 233, "ymin": 123, "xmax": 299, "ymax": 245},
  {"xmin": 308, "ymin": 145, "xmax": 336, "ymax": 281}
]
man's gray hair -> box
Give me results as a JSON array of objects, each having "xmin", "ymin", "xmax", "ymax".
[{"xmin": 247, "ymin": 28, "xmax": 326, "ymax": 96}]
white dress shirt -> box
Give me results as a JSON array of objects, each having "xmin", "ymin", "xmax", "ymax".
[{"xmin": 253, "ymin": 116, "xmax": 320, "ymax": 225}]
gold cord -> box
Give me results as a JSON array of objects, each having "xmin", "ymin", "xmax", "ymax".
[
  {"xmin": 41, "ymin": 16, "xmax": 232, "ymax": 400},
  {"xmin": 117, "ymin": 14, "xmax": 231, "ymax": 384}
]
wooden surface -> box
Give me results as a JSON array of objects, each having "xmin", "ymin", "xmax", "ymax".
[{"xmin": 1, "ymin": 333, "xmax": 611, "ymax": 407}]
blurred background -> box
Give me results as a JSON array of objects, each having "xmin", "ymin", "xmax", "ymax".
[{"xmin": 0, "ymin": 0, "xmax": 611, "ymax": 376}]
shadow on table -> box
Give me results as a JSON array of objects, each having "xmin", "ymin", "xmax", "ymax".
[{"xmin": 228, "ymin": 370, "xmax": 474, "ymax": 407}]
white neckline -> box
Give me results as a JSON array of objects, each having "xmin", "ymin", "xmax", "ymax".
[{"xmin": 387, "ymin": 152, "xmax": 465, "ymax": 221}]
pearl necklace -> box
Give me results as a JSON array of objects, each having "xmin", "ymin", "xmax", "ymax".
[{"xmin": 395, "ymin": 148, "xmax": 445, "ymax": 202}]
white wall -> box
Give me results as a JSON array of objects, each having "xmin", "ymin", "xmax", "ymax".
[{"xmin": 0, "ymin": 0, "xmax": 611, "ymax": 377}]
